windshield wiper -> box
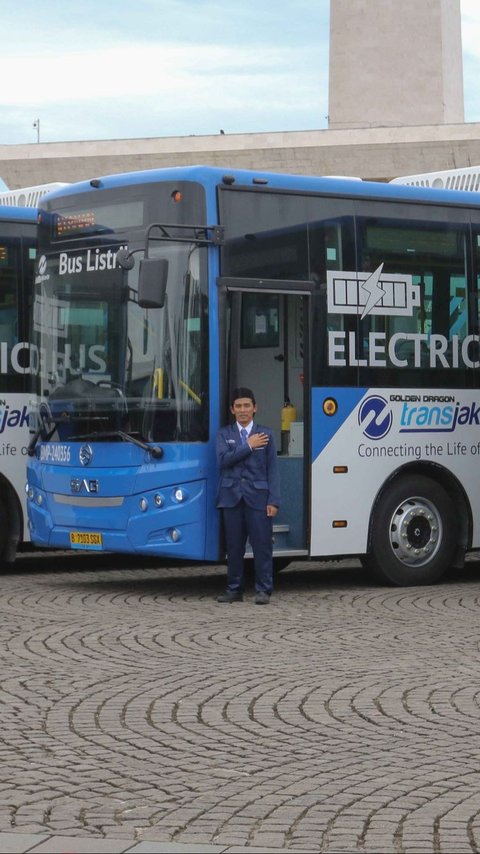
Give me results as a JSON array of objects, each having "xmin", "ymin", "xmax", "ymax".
[
  {"xmin": 27, "ymin": 421, "xmax": 59, "ymax": 457},
  {"xmin": 67, "ymin": 429, "xmax": 163, "ymax": 459}
]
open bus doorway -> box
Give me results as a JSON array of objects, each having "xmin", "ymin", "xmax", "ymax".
[{"xmin": 226, "ymin": 287, "xmax": 309, "ymax": 558}]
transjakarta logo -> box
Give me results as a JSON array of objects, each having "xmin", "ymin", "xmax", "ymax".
[
  {"xmin": 35, "ymin": 254, "xmax": 49, "ymax": 285},
  {"xmin": 397, "ymin": 395, "xmax": 480, "ymax": 433},
  {"xmin": 327, "ymin": 264, "xmax": 480, "ymax": 370},
  {"xmin": 358, "ymin": 395, "xmax": 393, "ymax": 439},
  {"xmin": 0, "ymin": 404, "xmax": 29, "ymax": 434},
  {"xmin": 359, "ymin": 393, "xmax": 480, "ymax": 439}
]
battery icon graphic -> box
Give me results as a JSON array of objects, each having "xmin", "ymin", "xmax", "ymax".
[{"xmin": 327, "ymin": 263, "xmax": 420, "ymax": 319}]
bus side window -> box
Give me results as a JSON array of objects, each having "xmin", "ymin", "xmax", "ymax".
[
  {"xmin": 0, "ymin": 241, "xmax": 19, "ymax": 359},
  {"xmin": 473, "ymin": 230, "xmax": 480, "ymax": 336},
  {"xmin": 357, "ymin": 216, "xmax": 468, "ymax": 370}
]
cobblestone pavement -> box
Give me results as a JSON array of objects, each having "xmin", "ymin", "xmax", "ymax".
[{"xmin": 2, "ymin": 551, "xmax": 480, "ymax": 854}]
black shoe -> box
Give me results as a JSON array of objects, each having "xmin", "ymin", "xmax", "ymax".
[
  {"xmin": 254, "ymin": 592, "xmax": 270, "ymax": 605},
  {"xmin": 217, "ymin": 591, "xmax": 243, "ymax": 603}
]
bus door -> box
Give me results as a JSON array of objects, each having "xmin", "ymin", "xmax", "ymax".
[{"xmin": 220, "ymin": 279, "xmax": 312, "ymax": 558}]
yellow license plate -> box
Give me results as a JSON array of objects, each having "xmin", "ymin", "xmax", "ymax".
[{"xmin": 69, "ymin": 531, "xmax": 103, "ymax": 550}]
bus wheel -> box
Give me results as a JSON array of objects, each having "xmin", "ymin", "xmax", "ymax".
[{"xmin": 367, "ymin": 475, "xmax": 456, "ymax": 586}]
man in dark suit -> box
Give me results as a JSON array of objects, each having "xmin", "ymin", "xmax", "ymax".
[{"xmin": 216, "ymin": 387, "xmax": 281, "ymax": 605}]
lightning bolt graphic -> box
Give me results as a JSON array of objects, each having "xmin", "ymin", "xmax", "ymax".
[{"xmin": 360, "ymin": 263, "xmax": 386, "ymax": 319}]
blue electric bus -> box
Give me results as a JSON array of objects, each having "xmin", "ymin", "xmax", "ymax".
[
  {"xmin": 25, "ymin": 165, "xmax": 480, "ymax": 585},
  {"xmin": 0, "ymin": 203, "xmax": 37, "ymax": 562},
  {"xmin": 0, "ymin": 182, "xmax": 68, "ymax": 564}
]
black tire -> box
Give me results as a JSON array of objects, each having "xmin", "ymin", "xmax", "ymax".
[{"xmin": 366, "ymin": 475, "xmax": 457, "ymax": 586}]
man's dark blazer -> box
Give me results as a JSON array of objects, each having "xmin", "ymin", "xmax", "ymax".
[{"xmin": 216, "ymin": 421, "xmax": 281, "ymax": 510}]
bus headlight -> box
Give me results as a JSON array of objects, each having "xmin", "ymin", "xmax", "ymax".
[
  {"xmin": 170, "ymin": 528, "xmax": 181, "ymax": 542},
  {"xmin": 173, "ymin": 488, "xmax": 187, "ymax": 502},
  {"xmin": 139, "ymin": 497, "xmax": 148, "ymax": 511}
]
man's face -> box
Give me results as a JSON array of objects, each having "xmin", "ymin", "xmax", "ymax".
[{"xmin": 230, "ymin": 397, "xmax": 256, "ymax": 426}]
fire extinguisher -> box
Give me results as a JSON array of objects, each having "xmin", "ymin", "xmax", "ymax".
[{"xmin": 281, "ymin": 398, "xmax": 297, "ymax": 455}]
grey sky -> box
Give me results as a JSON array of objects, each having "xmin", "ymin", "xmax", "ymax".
[{"xmin": 1, "ymin": 0, "xmax": 478, "ymax": 145}]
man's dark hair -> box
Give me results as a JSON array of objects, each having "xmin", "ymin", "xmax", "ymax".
[{"xmin": 231, "ymin": 387, "xmax": 256, "ymax": 406}]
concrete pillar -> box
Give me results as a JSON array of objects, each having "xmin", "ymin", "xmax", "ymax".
[{"xmin": 328, "ymin": 0, "xmax": 464, "ymax": 129}]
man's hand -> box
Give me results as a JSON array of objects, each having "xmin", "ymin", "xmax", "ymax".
[
  {"xmin": 248, "ymin": 432, "xmax": 269, "ymax": 450},
  {"xmin": 266, "ymin": 504, "xmax": 278, "ymax": 517}
]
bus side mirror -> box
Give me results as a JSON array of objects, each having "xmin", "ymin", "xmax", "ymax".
[{"xmin": 138, "ymin": 257, "xmax": 168, "ymax": 308}]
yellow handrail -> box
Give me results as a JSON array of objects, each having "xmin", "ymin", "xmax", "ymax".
[
  {"xmin": 179, "ymin": 379, "xmax": 201, "ymax": 405},
  {"xmin": 153, "ymin": 368, "xmax": 164, "ymax": 399}
]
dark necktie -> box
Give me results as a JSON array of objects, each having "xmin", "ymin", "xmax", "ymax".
[{"xmin": 240, "ymin": 428, "xmax": 248, "ymax": 445}]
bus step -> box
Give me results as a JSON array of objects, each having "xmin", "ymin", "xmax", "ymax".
[{"xmin": 245, "ymin": 524, "xmax": 292, "ymax": 556}]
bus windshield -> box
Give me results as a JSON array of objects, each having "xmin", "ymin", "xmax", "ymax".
[{"xmin": 32, "ymin": 222, "xmax": 209, "ymax": 444}]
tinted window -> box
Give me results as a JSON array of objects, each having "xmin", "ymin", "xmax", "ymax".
[
  {"xmin": 0, "ymin": 222, "xmax": 36, "ymax": 392},
  {"xmin": 220, "ymin": 187, "xmax": 477, "ymax": 389}
]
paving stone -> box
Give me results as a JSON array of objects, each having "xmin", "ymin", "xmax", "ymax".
[
  {"xmin": 0, "ymin": 833, "xmax": 49, "ymax": 853},
  {"xmin": 26, "ymin": 836, "xmax": 131, "ymax": 852},
  {"xmin": 2, "ymin": 553, "xmax": 480, "ymax": 853}
]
